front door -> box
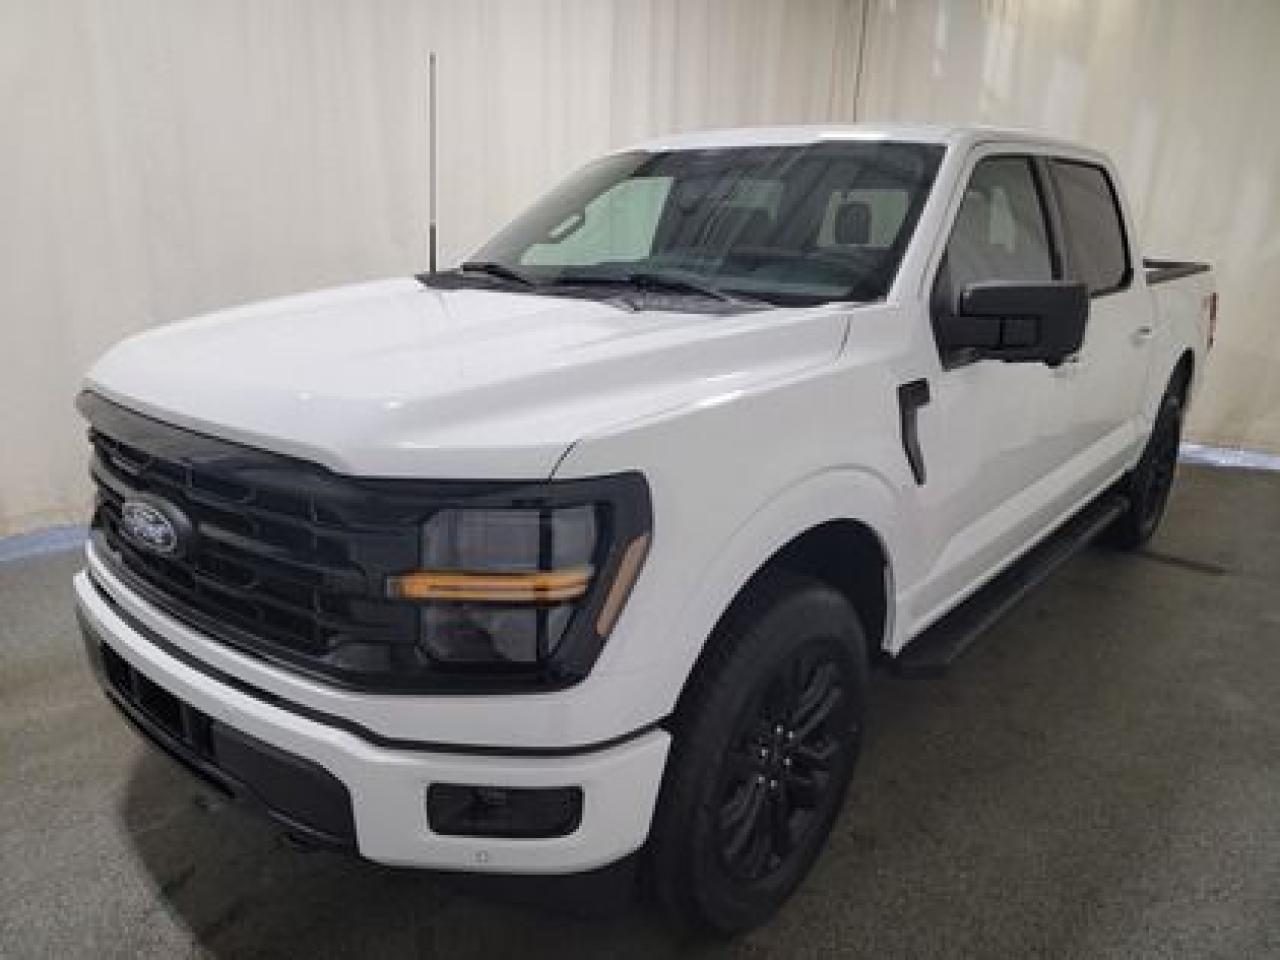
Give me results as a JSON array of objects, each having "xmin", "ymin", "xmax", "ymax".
[{"xmin": 905, "ymin": 150, "xmax": 1083, "ymax": 631}]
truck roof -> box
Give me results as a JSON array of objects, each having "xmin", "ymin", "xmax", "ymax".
[{"xmin": 626, "ymin": 123, "xmax": 1091, "ymax": 155}]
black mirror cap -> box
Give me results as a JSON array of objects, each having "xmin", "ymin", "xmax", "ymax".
[{"xmin": 941, "ymin": 281, "xmax": 1089, "ymax": 365}]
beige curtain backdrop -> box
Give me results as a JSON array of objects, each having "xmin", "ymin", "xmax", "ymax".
[
  {"xmin": 859, "ymin": 0, "xmax": 1280, "ymax": 457},
  {"xmin": 0, "ymin": 0, "xmax": 863, "ymax": 536},
  {"xmin": 2, "ymin": 0, "xmax": 1278, "ymax": 537}
]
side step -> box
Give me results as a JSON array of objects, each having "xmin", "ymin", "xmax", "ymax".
[{"xmin": 894, "ymin": 493, "xmax": 1129, "ymax": 677}]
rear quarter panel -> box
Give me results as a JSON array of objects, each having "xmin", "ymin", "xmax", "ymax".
[{"xmin": 1145, "ymin": 266, "xmax": 1213, "ymax": 420}]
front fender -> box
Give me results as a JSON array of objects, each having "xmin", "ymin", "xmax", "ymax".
[
  {"xmin": 584, "ymin": 466, "xmax": 904, "ymax": 730},
  {"xmin": 664, "ymin": 467, "xmax": 902, "ymax": 667}
]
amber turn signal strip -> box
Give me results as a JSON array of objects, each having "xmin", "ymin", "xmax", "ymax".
[{"xmin": 387, "ymin": 566, "xmax": 593, "ymax": 603}]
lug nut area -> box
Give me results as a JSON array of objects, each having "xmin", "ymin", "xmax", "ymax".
[{"xmin": 748, "ymin": 725, "xmax": 799, "ymax": 784}]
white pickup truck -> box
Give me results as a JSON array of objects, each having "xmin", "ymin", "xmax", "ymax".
[{"xmin": 74, "ymin": 124, "xmax": 1215, "ymax": 932}]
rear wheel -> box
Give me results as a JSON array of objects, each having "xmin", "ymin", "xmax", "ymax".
[
  {"xmin": 646, "ymin": 572, "xmax": 868, "ymax": 935},
  {"xmin": 1108, "ymin": 390, "xmax": 1183, "ymax": 549}
]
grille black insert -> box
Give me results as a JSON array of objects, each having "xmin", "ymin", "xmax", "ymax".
[{"xmin": 85, "ymin": 398, "xmax": 429, "ymax": 689}]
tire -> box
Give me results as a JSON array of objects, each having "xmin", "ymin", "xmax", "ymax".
[
  {"xmin": 646, "ymin": 570, "xmax": 869, "ymax": 935},
  {"xmin": 1108, "ymin": 389, "xmax": 1183, "ymax": 549}
]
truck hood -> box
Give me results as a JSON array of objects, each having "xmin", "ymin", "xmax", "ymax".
[{"xmin": 86, "ymin": 277, "xmax": 850, "ymax": 479}]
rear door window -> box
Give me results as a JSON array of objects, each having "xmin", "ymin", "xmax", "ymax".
[{"xmin": 1049, "ymin": 160, "xmax": 1130, "ymax": 295}]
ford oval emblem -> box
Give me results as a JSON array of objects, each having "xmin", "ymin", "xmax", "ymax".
[{"xmin": 120, "ymin": 498, "xmax": 189, "ymax": 556}]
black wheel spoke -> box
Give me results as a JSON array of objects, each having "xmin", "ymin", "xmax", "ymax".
[
  {"xmin": 719, "ymin": 781, "xmax": 753, "ymax": 832},
  {"xmin": 742, "ymin": 788, "xmax": 775, "ymax": 877},
  {"xmin": 784, "ymin": 768, "xmax": 823, "ymax": 809},
  {"xmin": 722, "ymin": 780, "xmax": 767, "ymax": 866},
  {"xmin": 794, "ymin": 738, "xmax": 838, "ymax": 771},
  {"xmin": 789, "ymin": 661, "xmax": 835, "ymax": 727},
  {"xmin": 793, "ymin": 686, "xmax": 844, "ymax": 741},
  {"xmin": 742, "ymin": 814, "xmax": 773, "ymax": 877},
  {"xmin": 769, "ymin": 789, "xmax": 794, "ymax": 858}
]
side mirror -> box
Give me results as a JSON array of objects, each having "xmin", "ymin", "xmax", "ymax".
[{"xmin": 936, "ymin": 281, "xmax": 1089, "ymax": 365}]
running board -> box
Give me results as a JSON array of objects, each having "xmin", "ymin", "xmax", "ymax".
[{"xmin": 894, "ymin": 493, "xmax": 1129, "ymax": 677}]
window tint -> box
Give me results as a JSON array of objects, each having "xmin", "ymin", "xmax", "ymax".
[
  {"xmin": 935, "ymin": 157, "xmax": 1053, "ymax": 310},
  {"xmin": 1050, "ymin": 160, "xmax": 1129, "ymax": 294}
]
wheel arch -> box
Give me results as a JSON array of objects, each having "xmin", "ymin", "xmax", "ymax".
[
  {"xmin": 1138, "ymin": 347, "xmax": 1197, "ymax": 433},
  {"xmin": 747, "ymin": 520, "xmax": 890, "ymax": 660},
  {"xmin": 663, "ymin": 470, "xmax": 901, "ymax": 721}
]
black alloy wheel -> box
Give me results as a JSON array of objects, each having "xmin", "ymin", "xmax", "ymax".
[
  {"xmin": 1109, "ymin": 387, "xmax": 1184, "ymax": 549},
  {"xmin": 1138, "ymin": 400, "xmax": 1180, "ymax": 530},
  {"xmin": 715, "ymin": 642, "xmax": 851, "ymax": 882},
  {"xmin": 646, "ymin": 571, "xmax": 868, "ymax": 935}
]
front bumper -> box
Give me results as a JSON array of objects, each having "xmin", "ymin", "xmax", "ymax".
[{"xmin": 74, "ymin": 568, "xmax": 670, "ymax": 874}]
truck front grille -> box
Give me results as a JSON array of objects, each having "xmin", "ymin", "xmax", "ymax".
[
  {"xmin": 79, "ymin": 392, "xmax": 558, "ymax": 692},
  {"xmin": 92, "ymin": 427, "xmax": 405, "ymax": 658}
]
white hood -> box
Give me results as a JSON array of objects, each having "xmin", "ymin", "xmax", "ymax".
[{"xmin": 86, "ymin": 277, "xmax": 850, "ymax": 478}]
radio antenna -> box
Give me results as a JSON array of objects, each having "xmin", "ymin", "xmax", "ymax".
[{"xmin": 428, "ymin": 51, "xmax": 438, "ymax": 272}]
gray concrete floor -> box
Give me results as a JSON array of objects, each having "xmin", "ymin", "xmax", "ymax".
[{"xmin": 2, "ymin": 464, "xmax": 1279, "ymax": 958}]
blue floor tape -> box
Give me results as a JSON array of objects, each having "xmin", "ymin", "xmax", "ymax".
[
  {"xmin": 1180, "ymin": 443, "xmax": 1280, "ymax": 472},
  {"xmin": 0, "ymin": 525, "xmax": 88, "ymax": 564}
]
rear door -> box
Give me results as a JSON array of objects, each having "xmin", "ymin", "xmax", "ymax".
[{"xmin": 1041, "ymin": 157, "xmax": 1153, "ymax": 494}]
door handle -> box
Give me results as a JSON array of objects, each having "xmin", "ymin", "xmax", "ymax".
[{"xmin": 1133, "ymin": 325, "xmax": 1155, "ymax": 343}]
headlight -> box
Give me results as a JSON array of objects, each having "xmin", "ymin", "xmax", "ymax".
[{"xmin": 385, "ymin": 474, "xmax": 651, "ymax": 677}]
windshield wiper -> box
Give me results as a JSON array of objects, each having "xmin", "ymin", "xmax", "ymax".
[
  {"xmin": 458, "ymin": 261, "xmax": 537, "ymax": 288},
  {"xmin": 626, "ymin": 271, "xmax": 740, "ymax": 303},
  {"xmin": 554, "ymin": 270, "xmax": 760, "ymax": 305}
]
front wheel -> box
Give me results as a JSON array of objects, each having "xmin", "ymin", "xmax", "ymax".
[
  {"xmin": 1108, "ymin": 390, "xmax": 1183, "ymax": 549},
  {"xmin": 646, "ymin": 571, "xmax": 868, "ymax": 935}
]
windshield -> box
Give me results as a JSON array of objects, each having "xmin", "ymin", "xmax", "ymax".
[{"xmin": 467, "ymin": 140, "xmax": 944, "ymax": 307}]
